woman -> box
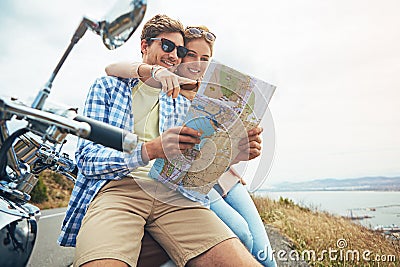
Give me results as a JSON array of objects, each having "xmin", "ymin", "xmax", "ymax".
[{"xmin": 106, "ymin": 25, "xmax": 276, "ymax": 267}]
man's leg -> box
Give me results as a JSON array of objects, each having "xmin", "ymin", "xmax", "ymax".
[
  {"xmin": 74, "ymin": 179, "xmax": 154, "ymax": 267},
  {"xmin": 81, "ymin": 259, "xmax": 128, "ymax": 267},
  {"xmin": 188, "ymin": 238, "xmax": 261, "ymax": 267},
  {"xmin": 82, "ymin": 232, "xmax": 170, "ymax": 267}
]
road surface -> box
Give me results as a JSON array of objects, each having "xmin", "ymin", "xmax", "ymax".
[{"xmin": 27, "ymin": 207, "xmax": 74, "ymax": 267}]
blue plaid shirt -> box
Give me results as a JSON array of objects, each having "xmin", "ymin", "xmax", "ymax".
[{"xmin": 58, "ymin": 76, "xmax": 191, "ymax": 247}]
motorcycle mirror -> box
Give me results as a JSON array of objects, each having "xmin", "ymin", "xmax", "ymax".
[
  {"xmin": 31, "ymin": 0, "xmax": 147, "ymax": 110},
  {"xmin": 90, "ymin": 0, "xmax": 147, "ymax": 50}
]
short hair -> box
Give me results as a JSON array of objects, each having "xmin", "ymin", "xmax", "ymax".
[
  {"xmin": 184, "ymin": 25, "xmax": 216, "ymax": 56},
  {"xmin": 140, "ymin": 14, "xmax": 185, "ymax": 40}
]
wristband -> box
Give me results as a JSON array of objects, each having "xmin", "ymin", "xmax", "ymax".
[{"xmin": 151, "ymin": 65, "xmax": 164, "ymax": 81}]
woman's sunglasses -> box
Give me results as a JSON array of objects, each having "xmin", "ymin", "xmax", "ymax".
[
  {"xmin": 147, "ymin": 37, "xmax": 189, "ymax": 58},
  {"xmin": 186, "ymin": 28, "xmax": 216, "ymax": 42}
]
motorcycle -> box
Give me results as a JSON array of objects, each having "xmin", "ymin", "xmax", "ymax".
[{"xmin": 0, "ymin": 1, "xmax": 147, "ymax": 266}]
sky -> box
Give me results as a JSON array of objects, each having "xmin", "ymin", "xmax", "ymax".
[{"xmin": 0, "ymin": 0, "xmax": 399, "ymax": 189}]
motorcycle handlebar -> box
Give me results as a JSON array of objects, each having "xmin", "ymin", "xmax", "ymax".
[
  {"xmin": 0, "ymin": 98, "xmax": 137, "ymax": 153},
  {"xmin": 0, "ymin": 98, "xmax": 90, "ymax": 138},
  {"xmin": 73, "ymin": 115, "xmax": 137, "ymax": 153}
]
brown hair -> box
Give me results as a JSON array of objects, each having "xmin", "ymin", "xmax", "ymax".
[
  {"xmin": 141, "ymin": 14, "xmax": 185, "ymax": 40},
  {"xmin": 184, "ymin": 25, "xmax": 216, "ymax": 56}
]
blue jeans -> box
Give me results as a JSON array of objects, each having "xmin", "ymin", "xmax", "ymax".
[{"xmin": 209, "ymin": 183, "xmax": 277, "ymax": 267}]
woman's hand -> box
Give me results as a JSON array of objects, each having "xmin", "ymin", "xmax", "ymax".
[
  {"xmin": 153, "ymin": 67, "xmax": 197, "ymax": 98},
  {"xmin": 231, "ymin": 126, "xmax": 263, "ymax": 165},
  {"xmin": 105, "ymin": 62, "xmax": 197, "ymax": 99}
]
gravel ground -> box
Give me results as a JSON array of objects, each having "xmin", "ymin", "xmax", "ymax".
[{"xmin": 266, "ymin": 226, "xmax": 310, "ymax": 267}]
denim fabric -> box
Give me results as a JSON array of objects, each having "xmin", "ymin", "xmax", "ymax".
[{"xmin": 209, "ymin": 183, "xmax": 277, "ymax": 267}]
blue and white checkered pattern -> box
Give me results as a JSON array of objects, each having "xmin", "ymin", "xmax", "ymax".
[
  {"xmin": 58, "ymin": 76, "xmax": 192, "ymax": 247},
  {"xmin": 158, "ymin": 91, "xmax": 190, "ymax": 133}
]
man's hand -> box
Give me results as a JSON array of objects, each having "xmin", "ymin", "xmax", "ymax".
[
  {"xmin": 142, "ymin": 126, "xmax": 201, "ymax": 162},
  {"xmin": 154, "ymin": 68, "xmax": 197, "ymax": 99},
  {"xmin": 231, "ymin": 126, "xmax": 263, "ymax": 165}
]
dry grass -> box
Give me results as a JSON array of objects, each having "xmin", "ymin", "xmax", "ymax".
[
  {"xmin": 252, "ymin": 195, "xmax": 400, "ymax": 266},
  {"xmin": 31, "ymin": 170, "xmax": 74, "ymax": 209}
]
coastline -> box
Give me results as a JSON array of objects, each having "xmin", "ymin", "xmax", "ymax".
[{"xmin": 254, "ymin": 190, "xmax": 400, "ymax": 230}]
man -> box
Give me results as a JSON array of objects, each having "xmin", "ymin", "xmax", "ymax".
[{"xmin": 59, "ymin": 14, "xmax": 263, "ymax": 267}]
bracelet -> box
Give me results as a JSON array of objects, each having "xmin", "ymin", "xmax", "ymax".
[
  {"xmin": 151, "ymin": 65, "xmax": 164, "ymax": 81},
  {"xmin": 135, "ymin": 63, "xmax": 146, "ymax": 78}
]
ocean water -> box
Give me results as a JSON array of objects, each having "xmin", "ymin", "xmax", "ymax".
[{"xmin": 254, "ymin": 190, "xmax": 400, "ymax": 228}]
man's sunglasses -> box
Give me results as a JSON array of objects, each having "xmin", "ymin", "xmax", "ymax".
[
  {"xmin": 147, "ymin": 37, "xmax": 188, "ymax": 58},
  {"xmin": 186, "ymin": 27, "xmax": 216, "ymax": 42}
]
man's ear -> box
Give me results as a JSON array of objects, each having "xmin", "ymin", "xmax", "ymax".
[{"xmin": 141, "ymin": 39, "xmax": 148, "ymax": 55}]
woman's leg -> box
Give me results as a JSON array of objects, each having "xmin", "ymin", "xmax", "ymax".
[
  {"xmin": 223, "ymin": 183, "xmax": 277, "ymax": 267},
  {"xmin": 208, "ymin": 188, "xmax": 253, "ymax": 252}
]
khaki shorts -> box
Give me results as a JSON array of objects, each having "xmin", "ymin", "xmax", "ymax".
[{"xmin": 75, "ymin": 178, "xmax": 235, "ymax": 267}]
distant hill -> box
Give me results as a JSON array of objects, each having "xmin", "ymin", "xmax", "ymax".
[{"xmin": 265, "ymin": 176, "xmax": 400, "ymax": 192}]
